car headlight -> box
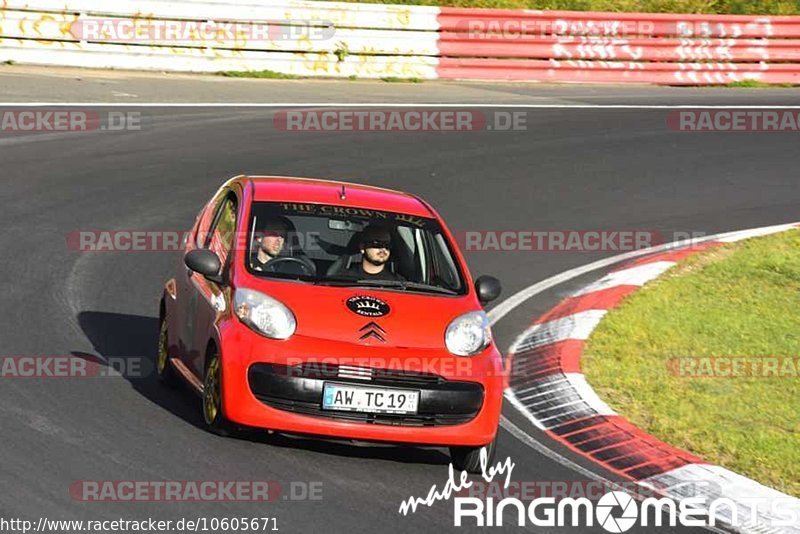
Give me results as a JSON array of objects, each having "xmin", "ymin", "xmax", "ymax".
[
  {"xmin": 234, "ymin": 289, "xmax": 296, "ymax": 340},
  {"xmin": 445, "ymin": 311, "xmax": 492, "ymax": 356}
]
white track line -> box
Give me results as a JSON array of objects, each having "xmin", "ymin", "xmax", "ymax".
[
  {"xmin": 494, "ymin": 222, "xmax": 798, "ymax": 530},
  {"xmin": 499, "ymin": 415, "xmax": 729, "ymax": 534},
  {"xmin": 510, "ymin": 309, "xmax": 608, "ymax": 353},
  {"xmin": 570, "ymin": 260, "xmax": 675, "ymax": 297},
  {"xmin": 488, "ymin": 223, "xmax": 798, "ymax": 327}
]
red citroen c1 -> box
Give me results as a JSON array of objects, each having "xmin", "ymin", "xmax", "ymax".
[{"xmin": 158, "ymin": 175, "xmax": 505, "ymax": 472}]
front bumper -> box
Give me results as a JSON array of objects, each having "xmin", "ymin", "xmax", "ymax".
[
  {"xmin": 218, "ymin": 325, "xmax": 504, "ymax": 447},
  {"xmin": 249, "ymin": 363, "xmax": 484, "ymax": 426}
]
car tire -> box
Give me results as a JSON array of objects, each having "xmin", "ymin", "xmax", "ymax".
[
  {"xmin": 156, "ymin": 311, "xmax": 178, "ymax": 387},
  {"xmin": 449, "ymin": 437, "xmax": 497, "ymax": 474},
  {"xmin": 202, "ymin": 347, "xmax": 232, "ymax": 436}
]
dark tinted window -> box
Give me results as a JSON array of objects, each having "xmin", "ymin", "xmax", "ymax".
[{"xmin": 246, "ymin": 202, "xmax": 465, "ymax": 295}]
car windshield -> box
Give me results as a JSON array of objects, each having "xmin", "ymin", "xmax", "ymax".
[{"xmin": 246, "ymin": 201, "xmax": 466, "ymax": 295}]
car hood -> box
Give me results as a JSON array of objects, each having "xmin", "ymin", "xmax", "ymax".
[{"xmin": 240, "ymin": 278, "xmax": 480, "ymax": 350}]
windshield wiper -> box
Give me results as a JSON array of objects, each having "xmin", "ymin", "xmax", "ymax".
[
  {"xmin": 315, "ymin": 277, "xmax": 457, "ymax": 295},
  {"xmin": 396, "ymin": 281, "xmax": 458, "ymax": 295}
]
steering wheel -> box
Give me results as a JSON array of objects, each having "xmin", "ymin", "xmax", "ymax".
[{"xmin": 262, "ymin": 257, "xmax": 316, "ymax": 276}]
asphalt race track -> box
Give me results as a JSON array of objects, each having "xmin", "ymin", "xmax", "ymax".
[{"xmin": 1, "ymin": 83, "xmax": 799, "ymax": 533}]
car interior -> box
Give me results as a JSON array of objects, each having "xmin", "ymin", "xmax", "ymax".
[{"xmin": 246, "ymin": 206, "xmax": 465, "ymax": 292}]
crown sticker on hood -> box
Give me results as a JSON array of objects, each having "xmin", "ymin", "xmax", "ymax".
[{"xmin": 346, "ymin": 295, "xmax": 390, "ymax": 318}]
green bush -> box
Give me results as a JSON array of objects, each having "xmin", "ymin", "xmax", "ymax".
[{"xmin": 326, "ymin": 0, "xmax": 800, "ymax": 15}]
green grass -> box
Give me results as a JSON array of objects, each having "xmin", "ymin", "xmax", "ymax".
[
  {"xmin": 217, "ymin": 70, "xmax": 424, "ymax": 82},
  {"xmin": 583, "ymin": 229, "xmax": 800, "ymax": 497},
  {"xmin": 328, "ymin": 0, "xmax": 800, "ymax": 15},
  {"xmin": 724, "ymin": 80, "xmax": 797, "ymax": 88},
  {"xmin": 217, "ymin": 70, "xmax": 300, "ymax": 79},
  {"xmin": 380, "ymin": 76, "xmax": 423, "ymax": 83}
]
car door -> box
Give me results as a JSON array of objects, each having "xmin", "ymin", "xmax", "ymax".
[
  {"xmin": 187, "ymin": 190, "xmax": 238, "ymax": 379},
  {"xmin": 175, "ymin": 189, "xmax": 227, "ymax": 364}
]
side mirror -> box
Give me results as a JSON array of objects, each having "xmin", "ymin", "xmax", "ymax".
[
  {"xmin": 185, "ymin": 249, "xmax": 223, "ymax": 283},
  {"xmin": 475, "ymin": 275, "xmax": 502, "ymax": 305}
]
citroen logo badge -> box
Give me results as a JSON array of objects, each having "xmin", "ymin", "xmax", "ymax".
[{"xmin": 358, "ymin": 322, "xmax": 386, "ymax": 343}]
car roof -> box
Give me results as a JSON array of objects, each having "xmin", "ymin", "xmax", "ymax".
[{"xmin": 244, "ymin": 176, "xmax": 434, "ymax": 218}]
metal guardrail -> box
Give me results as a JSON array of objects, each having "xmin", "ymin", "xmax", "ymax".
[
  {"xmin": 2, "ymin": 0, "xmax": 800, "ymax": 84},
  {"xmin": 0, "ymin": 0, "xmax": 440, "ymax": 78}
]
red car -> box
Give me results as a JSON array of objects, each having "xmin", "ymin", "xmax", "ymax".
[{"xmin": 158, "ymin": 175, "xmax": 505, "ymax": 472}]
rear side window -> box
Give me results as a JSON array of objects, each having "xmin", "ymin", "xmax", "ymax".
[
  {"xmin": 207, "ymin": 194, "xmax": 238, "ymax": 268},
  {"xmin": 195, "ymin": 189, "xmax": 227, "ymax": 248}
]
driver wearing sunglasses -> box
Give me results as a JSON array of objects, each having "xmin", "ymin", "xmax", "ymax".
[{"xmin": 345, "ymin": 225, "xmax": 405, "ymax": 281}]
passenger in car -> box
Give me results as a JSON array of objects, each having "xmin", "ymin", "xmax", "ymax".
[{"xmin": 344, "ymin": 225, "xmax": 405, "ymax": 281}]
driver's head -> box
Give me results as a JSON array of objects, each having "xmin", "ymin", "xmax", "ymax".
[
  {"xmin": 359, "ymin": 225, "xmax": 392, "ymax": 267},
  {"xmin": 257, "ymin": 217, "xmax": 288, "ymax": 258}
]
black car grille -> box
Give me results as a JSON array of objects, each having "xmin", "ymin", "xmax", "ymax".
[
  {"xmin": 260, "ymin": 397, "xmax": 475, "ymax": 427},
  {"xmin": 275, "ymin": 362, "xmax": 446, "ymax": 387},
  {"xmin": 248, "ymin": 363, "xmax": 483, "ymax": 428}
]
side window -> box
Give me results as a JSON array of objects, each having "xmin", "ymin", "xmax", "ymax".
[
  {"xmin": 195, "ymin": 190, "xmax": 227, "ymax": 248},
  {"xmin": 206, "ymin": 194, "xmax": 238, "ymax": 268},
  {"xmin": 430, "ymin": 233, "xmax": 462, "ymax": 291},
  {"xmin": 395, "ymin": 226, "xmax": 422, "ymax": 281}
]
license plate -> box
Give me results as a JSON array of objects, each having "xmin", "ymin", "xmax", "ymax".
[{"xmin": 322, "ymin": 383, "xmax": 420, "ymax": 415}]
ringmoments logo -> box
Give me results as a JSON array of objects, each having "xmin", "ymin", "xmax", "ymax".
[
  {"xmin": 596, "ymin": 492, "xmax": 638, "ymax": 532},
  {"xmin": 400, "ymin": 455, "xmax": 796, "ymax": 531},
  {"xmin": 453, "ymin": 491, "xmax": 799, "ymax": 529}
]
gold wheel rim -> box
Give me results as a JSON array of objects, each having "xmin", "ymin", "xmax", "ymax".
[
  {"xmin": 203, "ymin": 357, "xmax": 221, "ymax": 424},
  {"xmin": 157, "ymin": 318, "xmax": 168, "ymax": 374}
]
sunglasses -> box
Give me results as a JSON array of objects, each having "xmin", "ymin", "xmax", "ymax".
[{"xmin": 364, "ymin": 240, "xmax": 390, "ymax": 249}]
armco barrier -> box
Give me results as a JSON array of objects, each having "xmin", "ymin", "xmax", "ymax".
[
  {"xmin": 1, "ymin": 0, "xmax": 800, "ymax": 84},
  {"xmin": 436, "ymin": 7, "xmax": 800, "ymax": 83},
  {"xmin": 0, "ymin": 0, "xmax": 441, "ymax": 79}
]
